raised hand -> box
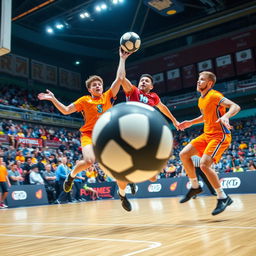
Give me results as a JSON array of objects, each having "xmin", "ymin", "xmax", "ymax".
[
  {"xmin": 38, "ymin": 89, "xmax": 55, "ymax": 101},
  {"xmin": 119, "ymin": 47, "xmax": 132, "ymax": 59}
]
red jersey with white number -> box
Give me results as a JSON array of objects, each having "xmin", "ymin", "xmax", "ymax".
[{"xmin": 125, "ymin": 85, "xmax": 160, "ymax": 106}]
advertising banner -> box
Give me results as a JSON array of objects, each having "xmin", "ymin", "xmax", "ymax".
[
  {"xmin": 16, "ymin": 137, "xmax": 43, "ymax": 147},
  {"xmin": 80, "ymin": 182, "xmax": 116, "ymax": 200},
  {"xmin": 6, "ymin": 185, "xmax": 48, "ymax": 208}
]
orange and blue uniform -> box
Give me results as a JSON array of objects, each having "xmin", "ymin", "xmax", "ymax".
[
  {"xmin": 73, "ymin": 89, "xmax": 115, "ymax": 147},
  {"xmin": 190, "ymin": 89, "xmax": 231, "ymax": 163}
]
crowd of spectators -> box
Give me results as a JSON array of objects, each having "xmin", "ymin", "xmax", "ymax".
[
  {"xmin": 1, "ymin": 116, "xmax": 255, "ymax": 182},
  {"xmin": 0, "ymin": 84, "xmax": 81, "ymax": 118}
]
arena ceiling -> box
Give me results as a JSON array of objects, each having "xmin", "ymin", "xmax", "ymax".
[{"xmin": 10, "ymin": 0, "xmax": 256, "ymax": 70}]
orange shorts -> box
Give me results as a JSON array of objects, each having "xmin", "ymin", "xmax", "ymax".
[
  {"xmin": 81, "ymin": 133, "xmax": 92, "ymax": 147},
  {"xmin": 190, "ymin": 133, "xmax": 231, "ymax": 163}
]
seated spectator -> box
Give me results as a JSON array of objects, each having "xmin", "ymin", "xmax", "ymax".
[
  {"xmin": 29, "ymin": 164, "xmax": 44, "ymax": 185},
  {"xmin": 233, "ymin": 165, "xmax": 244, "ymax": 172},
  {"xmin": 248, "ymin": 160, "xmax": 256, "ymax": 171},
  {"xmin": 8, "ymin": 162, "xmax": 24, "ymax": 185},
  {"xmin": 15, "ymin": 150, "xmax": 25, "ymax": 163},
  {"xmin": 86, "ymin": 165, "xmax": 98, "ymax": 183}
]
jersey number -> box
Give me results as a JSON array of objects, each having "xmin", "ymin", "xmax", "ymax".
[
  {"xmin": 97, "ymin": 104, "xmax": 103, "ymax": 113},
  {"xmin": 139, "ymin": 95, "xmax": 149, "ymax": 104}
]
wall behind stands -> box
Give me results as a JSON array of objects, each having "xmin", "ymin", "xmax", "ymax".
[{"xmin": 104, "ymin": 28, "xmax": 256, "ymax": 95}]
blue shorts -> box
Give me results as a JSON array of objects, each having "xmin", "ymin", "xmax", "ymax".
[{"xmin": 0, "ymin": 182, "xmax": 8, "ymax": 193}]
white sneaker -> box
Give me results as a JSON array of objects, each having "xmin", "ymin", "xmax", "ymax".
[{"xmin": 2, "ymin": 204, "xmax": 8, "ymax": 208}]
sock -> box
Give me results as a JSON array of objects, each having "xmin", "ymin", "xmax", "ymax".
[
  {"xmin": 119, "ymin": 188, "xmax": 125, "ymax": 197},
  {"xmin": 215, "ymin": 187, "xmax": 227, "ymax": 199},
  {"xmin": 70, "ymin": 172, "xmax": 76, "ymax": 178},
  {"xmin": 189, "ymin": 178, "xmax": 199, "ymax": 189}
]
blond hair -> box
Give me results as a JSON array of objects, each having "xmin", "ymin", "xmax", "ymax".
[
  {"xmin": 199, "ymin": 71, "xmax": 216, "ymax": 85},
  {"xmin": 85, "ymin": 75, "xmax": 103, "ymax": 89}
]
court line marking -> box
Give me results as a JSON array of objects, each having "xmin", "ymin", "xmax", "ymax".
[
  {"xmin": 0, "ymin": 233, "xmax": 161, "ymax": 256},
  {"xmin": 1, "ymin": 222, "xmax": 256, "ymax": 230}
]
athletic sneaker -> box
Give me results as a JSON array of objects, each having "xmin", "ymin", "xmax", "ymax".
[
  {"xmin": 2, "ymin": 203, "xmax": 8, "ymax": 208},
  {"xmin": 63, "ymin": 173, "xmax": 74, "ymax": 192},
  {"xmin": 118, "ymin": 192, "xmax": 132, "ymax": 212},
  {"xmin": 129, "ymin": 183, "xmax": 136, "ymax": 195},
  {"xmin": 179, "ymin": 186, "xmax": 203, "ymax": 203},
  {"xmin": 212, "ymin": 196, "xmax": 233, "ymax": 216}
]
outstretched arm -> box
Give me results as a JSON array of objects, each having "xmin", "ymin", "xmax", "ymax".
[
  {"xmin": 110, "ymin": 48, "xmax": 132, "ymax": 97},
  {"xmin": 179, "ymin": 115, "xmax": 204, "ymax": 130},
  {"xmin": 38, "ymin": 89, "xmax": 76, "ymax": 115},
  {"xmin": 217, "ymin": 98, "xmax": 240, "ymax": 130},
  {"xmin": 155, "ymin": 101, "xmax": 180, "ymax": 130},
  {"xmin": 118, "ymin": 48, "xmax": 133, "ymax": 94}
]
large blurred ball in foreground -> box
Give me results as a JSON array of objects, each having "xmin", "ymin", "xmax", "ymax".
[
  {"xmin": 120, "ymin": 32, "xmax": 141, "ymax": 53},
  {"xmin": 92, "ymin": 102, "xmax": 173, "ymax": 183}
]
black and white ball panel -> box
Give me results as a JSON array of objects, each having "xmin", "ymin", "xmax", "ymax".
[
  {"xmin": 92, "ymin": 102, "xmax": 173, "ymax": 183},
  {"xmin": 120, "ymin": 32, "xmax": 141, "ymax": 53}
]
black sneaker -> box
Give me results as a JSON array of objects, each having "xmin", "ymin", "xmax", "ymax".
[
  {"xmin": 129, "ymin": 183, "xmax": 136, "ymax": 195},
  {"xmin": 179, "ymin": 186, "xmax": 203, "ymax": 203},
  {"xmin": 212, "ymin": 196, "xmax": 233, "ymax": 216},
  {"xmin": 118, "ymin": 192, "xmax": 132, "ymax": 212},
  {"xmin": 63, "ymin": 173, "xmax": 74, "ymax": 193}
]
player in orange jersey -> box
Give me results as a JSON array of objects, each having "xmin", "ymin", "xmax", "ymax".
[
  {"xmin": 38, "ymin": 49, "xmax": 133, "ymax": 211},
  {"xmin": 178, "ymin": 71, "xmax": 240, "ymax": 215}
]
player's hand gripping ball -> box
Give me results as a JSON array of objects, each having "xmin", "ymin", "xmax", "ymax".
[
  {"xmin": 120, "ymin": 32, "xmax": 141, "ymax": 53},
  {"xmin": 92, "ymin": 102, "xmax": 173, "ymax": 183}
]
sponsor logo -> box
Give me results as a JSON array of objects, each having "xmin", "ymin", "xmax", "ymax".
[
  {"xmin": 125, "ymin": 185, "xmax": 138, "ymax": 194},
  {"xmin": 148, "ymin": 184, "xmax": 162, "ymax": 193},
  {"xmin": 81, "ymin": 186, "xmax": 112, "ymax": 198},
  {"xmin": 170, "ymin": 182, "xmax": 178, "ymax": 191},
  {"xmin": 186, "ymin": 181, "xmax": 204, "ymax": 190},
  {"xmin": 12, "ymin": 191, "xmax": 27, "ymax": 200},
  {"xmin": 220, "ymin": 177, "xmax": 241, "ymax": 189},
  {"xmin": 35, "ymin": 189, "xmax": 43, "ymax": 199}
]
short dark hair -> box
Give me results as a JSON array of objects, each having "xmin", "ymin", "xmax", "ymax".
[{"xmin": 140, "ymin": 74, "xmax": 154, "ymax": 84}]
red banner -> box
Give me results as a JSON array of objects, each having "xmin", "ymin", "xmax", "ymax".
[
  {"xmin": 182, "ymin": 64, "xmax": 197, "ymax": 88},
  {"xmin": 235, "ymin": 49, "xmax": 256, "ymax": 75},
  {"xmin": 44, "ymin": 140, "xmax": 62, "ymax": 149},
  {"xmin": 0, "ymin": 135, "xmax": 9, "ymax": 144},
  {"xmin": 166, "ymin": 68, "xmax": 182, "ymax": 92},
  {"xmin": 215, "ymin": 54, "xmax": 235, "ymax": 79},
  {"xmin": 16, "ymin": 137, "xmax": 43, "ymax": 147}
]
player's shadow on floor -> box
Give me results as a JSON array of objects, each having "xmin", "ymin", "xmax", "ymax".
[{"xmin": 198, "ymin": 218, "xmax": 230, "ymax": 223}]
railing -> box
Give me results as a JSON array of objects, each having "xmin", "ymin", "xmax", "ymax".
[{"xmin": 0, "ymin": 104, "xmax": 83, "ymax": 128}]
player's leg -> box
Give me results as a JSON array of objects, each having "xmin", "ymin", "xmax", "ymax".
[
  {"xmin": 197, "ymin": 168, "xmax": 216, "ymax": 195},
  {"xmin": 64, "ymin": 143, "xmax": 95, "ymax": 192},
  {"xmin": 179, "ymin": 137, "xmax": 206, "ymax": 203},
  {"xmin": 200, "ymin": 134, "xmax": 233, "ymax": 215},
  {"xmin": 116, "ymin": 180, "xmax": 132, "ymax": 212}
]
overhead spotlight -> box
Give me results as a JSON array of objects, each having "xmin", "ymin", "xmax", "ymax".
[
  {"xmin": 112, "ymin": 0, "xmax": 118, "ymax": 3},
  {"xmin": 101, "ymin": 3, "xmax": 107, "ymax": 10},
  {"xmin": 55, "ymin": 23, "xmax": 64, "ymax": 29},
  {"xmin": 84, "ymin": 12, "xmax": 90, "ymax": 17},
  {"xmin": 118, "ymin": 0, "xmax": 124, "ymax": 3},
  {"xmin": 95, "ymin": 5, "xmax": 101, "ymax": 12},
  {"xmin": 80, "ymin": 13, "xmax": 85, "ymax": 18},
  {"xmin": 80, "ymin": 11, "xmax": 90, "ymax": 19},
  {"xmin": 46, "ymin": 27, "xmax": 54, "ymax": 34},
  {"xmin": 75, "ymin": 61, "xmax": 80, "ymax": 65}
]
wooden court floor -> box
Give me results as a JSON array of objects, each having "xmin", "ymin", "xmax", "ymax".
[{"xmin": 0, "ymin": 194, "xmax": 255, "ymax": 256}]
